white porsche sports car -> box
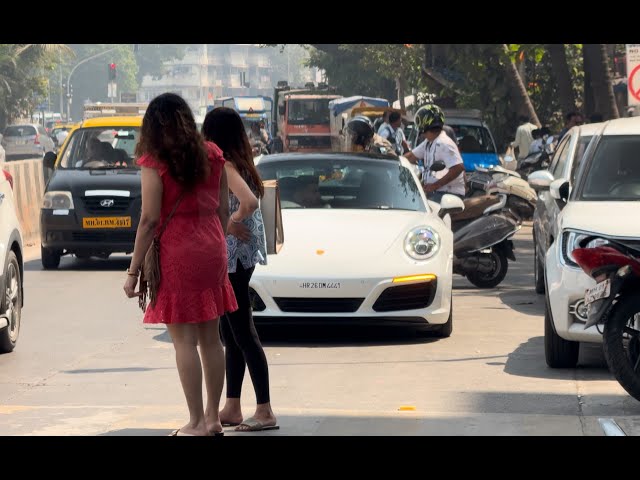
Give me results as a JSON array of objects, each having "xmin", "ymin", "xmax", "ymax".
[{"xmin": 252, "ymin": 152, "xmax": 464, "ymax": 337}]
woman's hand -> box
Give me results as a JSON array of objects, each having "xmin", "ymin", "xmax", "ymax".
[
  {"xmin": 124, "ymin": 274, "xmax": 140, "ymax": 298},
  {"xmin": 228, "ymin": 220, "xmax": 251, "ymax": 242}
]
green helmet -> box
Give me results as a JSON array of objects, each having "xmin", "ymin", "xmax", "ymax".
[{"xmin": 414, "ymin": 104, "xmax": 445, "ymax": 132}]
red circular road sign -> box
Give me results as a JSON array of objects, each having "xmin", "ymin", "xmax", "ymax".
[{"xmin": 629, "ymin": 64, "xmax": 640, "ymax": 102}]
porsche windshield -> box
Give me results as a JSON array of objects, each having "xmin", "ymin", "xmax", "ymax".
[
  {"xmin": 58, "ymin": 127, "xmax": 141, "ymax": 169},
  {"xmin": 257, "ymin": 158, "xmax": 426, "ymax": 211}
]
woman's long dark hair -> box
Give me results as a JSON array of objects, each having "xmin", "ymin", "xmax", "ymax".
[
  {"xmin": 135, "ymin": 93, "xmax": 209, "ymax": 190},
  {"xmin": 202, "ymin": 107, "xmax": 264, "ymax": 198}
]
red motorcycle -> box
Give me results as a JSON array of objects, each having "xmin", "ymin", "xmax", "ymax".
[{"xmin": 572, "ymin": 236, "xmax": 640, "ymax": 400}]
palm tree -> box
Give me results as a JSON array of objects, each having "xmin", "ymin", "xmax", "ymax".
[
  {"xmin": 500, "ymin": 44, "xmax": 540, "ymax": 126},
  {"xmin": 546, "ymin": 44, "xmax": 576, "ymax": 117},
  {"xmin": 583, "ymin": 44, "xmax": 619, "ymax": 120}
]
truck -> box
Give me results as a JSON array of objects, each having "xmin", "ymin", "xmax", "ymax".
[
  {"xmin": 208, "ymin": 96, "xmax": 274, "ymax": 135},
  {"xmin": 327, "ymin": 96, "xmax": 391, "ymax": 151},
  {"xmin": 271, "ymin": 81, "xmax": 341, "ymax": 153}
]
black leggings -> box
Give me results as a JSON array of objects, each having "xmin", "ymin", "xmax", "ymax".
[{"xmin": 220, "ymin": 261, "xmax": 271, "ymax": 404}]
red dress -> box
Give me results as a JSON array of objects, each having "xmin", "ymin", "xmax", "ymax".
[{"xmin": 137, "ymin": 141, "xmax": 238, "ymax": 324}]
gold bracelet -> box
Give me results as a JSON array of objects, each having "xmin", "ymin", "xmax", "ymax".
[{"xmin": 127, "ymin": 268, "xmax": 139, "ymax": 277}]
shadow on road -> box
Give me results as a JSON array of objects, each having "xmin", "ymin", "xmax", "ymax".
[
  {"xmin": 151, "ymin": 324, "xmax": 441, "ymax": 348},
  {"xmin": 63, "ymin": 367, "xmax": 174, "ymax": 374},
  {"xmin": 101, "ymin": 428, "xmax": 180, "ymax": 436},
  {"xmin": 98, "ymin": 392, "xmax": 640, "ymax": 435},
  {"xmin": 503, "ymin": 336, "xmax": 613, "ymax": 381},
  {"xmin": 25, "ymin": 255, "xmax": 130, "ymax": 272},
  {"xmin": 498, "ymin": 288, "xmax": 544, "ymax": 316}
]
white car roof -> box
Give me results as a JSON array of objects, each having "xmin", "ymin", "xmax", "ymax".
[
  {"xmin": 601, "ymin": 116, "xmax": 640, "ymax": 135},
  {"xmin": 571, "ymin": 122, "xmax": 605, "ymax": 137}
]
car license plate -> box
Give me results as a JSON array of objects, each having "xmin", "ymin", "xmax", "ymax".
[
  {"xmin": 82, "ymin": 217, "xmax": 131, "ymax": 229},
  {"xmin": 298, "ymin": 281, "xmax": 341, "ymax": 289},
  {"xmin": 15, "ymin": 139, "xmax": 26, "ymax": 145},
  {"xmin": 585, "ymin": 279, "xmax": 611, "ymax": 306}
]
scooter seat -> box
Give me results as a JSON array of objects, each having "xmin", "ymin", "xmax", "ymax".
[{"xmin": 450, "ymin": 195, "xmax": 501, "ymax": 222}]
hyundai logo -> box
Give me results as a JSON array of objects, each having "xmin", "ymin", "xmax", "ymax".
[{"xmin": 100, "ymin": 199, "xmax": 115, "ymax": 208}]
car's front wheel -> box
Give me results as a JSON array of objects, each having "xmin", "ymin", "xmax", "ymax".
[
  {"xmin": 41, "ymin": 246, "xmax": 61, "ymax": 270},
  {"xmin": 534, "ymin": 235, "xmax": 545, "ymax": 295},
  {"xmin": 433, "ymin": 303, "xmax": 453, "ymax": 338},
  {"xmin": 544, "ymin": 290, "xmax": 579, "ymax": 368},
  {"xmin": 0, "ymin": 251, "xmax": 22, "ymax": 353}
]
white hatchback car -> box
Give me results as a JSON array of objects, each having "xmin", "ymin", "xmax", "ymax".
[
  {"xmin": 544, "ymin": 117, "xmax": 640, "ymax": 367},
  {"xmin": 252, "ymin": 152, "xmax": 463, "ymax": 337},
  {"xmin": 0, "ymin": 168, "xmax": 24, "ymax": 353}
]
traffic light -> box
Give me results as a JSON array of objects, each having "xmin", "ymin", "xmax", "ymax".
[{"xmin": 108, "ymin": 63, "xmax": 117, "ymax": 81}]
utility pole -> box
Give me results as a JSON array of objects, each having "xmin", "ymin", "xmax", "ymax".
[
  {"xmin": 66, "ymin": 46, "xmax": 119, "ymax": 121},
  {"xmin": 59, "ymin": 51, "xmax": 64, "ymax": 117}
]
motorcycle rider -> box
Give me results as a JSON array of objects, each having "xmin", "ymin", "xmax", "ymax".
[
  {"xmin": 346, "ymin": 115, "xmax": 395, "ymax": 155},
  {"xmin": 404, "ymin": 104, "xmax": 466, "ymax": 203}
]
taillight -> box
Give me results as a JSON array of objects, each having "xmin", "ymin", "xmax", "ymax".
[
  {"xmin": 34, "ymin": 133, "xmax": 40, "ymax": 145},
  {"xmin": 3, "ymin": 170, "xmax": 13, "ymax": 190},
  {"xmin": 572, "ymin": 247, "xmax": 631, "ymax": 278}
]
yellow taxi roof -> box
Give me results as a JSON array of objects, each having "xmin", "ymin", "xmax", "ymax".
[{"xmin": 79, "ymin": 116, "xmax": 143, "ymax": 128}]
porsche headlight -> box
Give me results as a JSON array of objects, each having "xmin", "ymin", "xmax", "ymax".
[
  {"xmin": 43, "ymin": 191, "xmax": 74, "ymax": 210},
  {"xmin": 404, "ymin": 227, "xmax": 440, "ymax": 260}
]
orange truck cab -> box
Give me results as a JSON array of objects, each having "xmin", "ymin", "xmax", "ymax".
[{"xmin": 271, "ymin": 81, "xmax": 341, "ymax": 153}]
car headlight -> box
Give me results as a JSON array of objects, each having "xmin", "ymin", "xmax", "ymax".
[
  {"xmin": 561, "ymin": 230, "xmax": 609, "ymax": 268},
  {"xmin": 404, "ymin": 227, "xmax": 440, "ymax": 260},
  {"xmin": 43, "ymin": 191, "xmax": 74, "ymax": 210}
]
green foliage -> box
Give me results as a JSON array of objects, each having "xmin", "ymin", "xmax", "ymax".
[
  {"xmin": 55, "ymin": 44, "xmax": 186, "ymax": 120},
  {"xmin": 0, "ymin": 44, "xmax": 72, "ymax": 127},
  {"xmin": 306, "ymin": 47, "xmax": 397, "ymax": 100}
]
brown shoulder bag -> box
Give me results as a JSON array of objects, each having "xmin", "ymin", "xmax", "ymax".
[{"xmin": 138, "ymin": 192, "xmax": 184, "ymax": 312}]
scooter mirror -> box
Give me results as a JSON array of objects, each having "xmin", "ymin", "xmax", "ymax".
[{"xmin": 430, "ymin": 160, "xmax": 446, "ymax": 172}]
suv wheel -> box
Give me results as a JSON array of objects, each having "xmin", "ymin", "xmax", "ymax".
[
  {"xmin": 544, "ymin": 289, "xmax": 579, "ymax": 368},
  {"xmin": 533, "ymin": 234, "xmax": 545, "ymax": 295},
  {"xmin": 41, "ymin": 246, "xmax": 61, "ymax": 270},
  {"xmin": 0, "ymin": 251, "xmax": 22, "ymax": 353}
]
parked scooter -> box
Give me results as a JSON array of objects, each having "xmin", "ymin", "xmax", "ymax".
[
  {"xmin": 466, "ymin": 165, "xmax": 537, "ymax": 220},
  {"xmin": 431, "ymin": 161, "xmax": 521, "ymax": 288},
  {"xmin": 572, "ymin": 236, "xmax": 640, "ymax": 401},
  {"xmin": 517, "ymin": 137, "xmax": 554, "ymax": 180}
]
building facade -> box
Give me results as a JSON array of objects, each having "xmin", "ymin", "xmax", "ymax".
[{"xmin": 138, "ymin": 44, "xmax": 276, "ymax": 116}]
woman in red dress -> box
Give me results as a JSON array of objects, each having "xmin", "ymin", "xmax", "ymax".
[{"xmin": 123, "ymin": 93, "xmax": 238, "ymax": 436}]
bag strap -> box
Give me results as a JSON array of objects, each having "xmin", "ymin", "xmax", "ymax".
[{"xmin": 156, "ymin": 191, "xmax": 185, "ymax": 240}]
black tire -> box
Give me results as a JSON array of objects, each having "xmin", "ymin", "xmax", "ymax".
[
  {"xmin": 466, "ymin": 249, "xmax": 509, "ymax": 289},
  {"xmin": 433, "ymin": 302, "xmax": 453, "ymax": 338},
  {"xmin": 544, "ymin": 290, "xmax": 579, "ymax": 368},
  {"xmin": 602, "ymin": 294, "xmax": 640, "ymax": 401},
  {"xmin": 41, "ymin": 246, "xmax": 61, "ymax": 270},
  {"xmin": 0, "ymin": 251, "xmax": 22, "ymax": 353},
  {"xmin": 534, "ymin": 233, "xmax": 546, "ymax": 295}
]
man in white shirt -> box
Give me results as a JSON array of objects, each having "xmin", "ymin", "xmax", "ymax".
[
  {"xmin": 55, "ymin": 127, "xmax": 69, "ymax": 147},
  {"xmin": 511, "ymin": 115, "xmax": 537, "ymax": 161},
  {"xmin": 404, "ymin": 104, "xmax": 466, "ymax": 203}
]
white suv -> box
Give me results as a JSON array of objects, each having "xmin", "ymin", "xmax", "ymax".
[
  {"xmin": 0, "ymin": 169, "xmax": 23, "ymax": 353},
  {"xmin": 544, "ymin": 117, "xmax": 640, "ymax": 367}
]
